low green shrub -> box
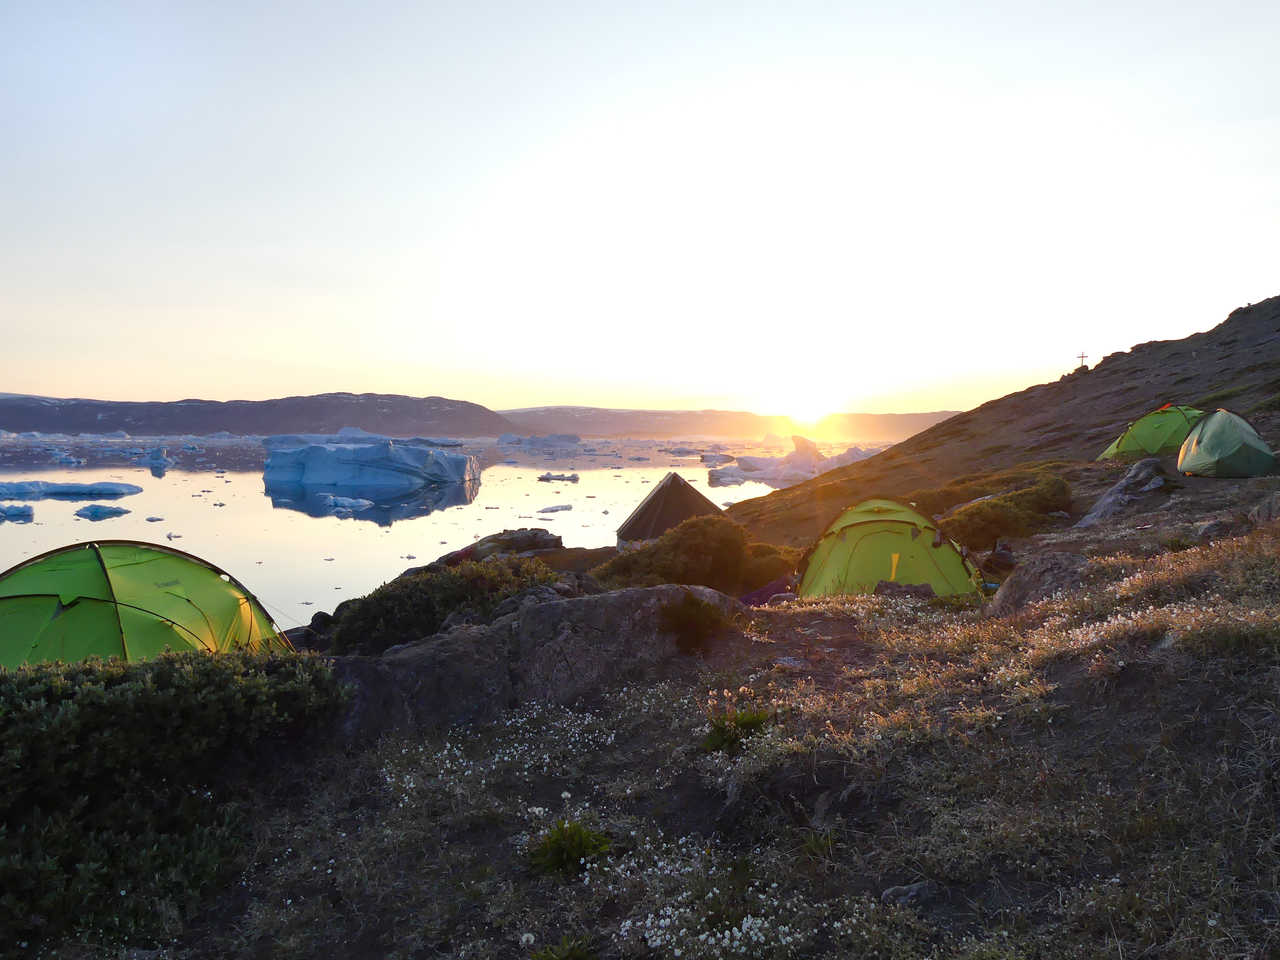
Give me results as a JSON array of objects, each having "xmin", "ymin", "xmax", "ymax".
[
  {"xmin": 531, "ymin": 935, "xmax": 597, "ymax": 960},
  {"xmin": 1194, "ymin": 386, "xmax": 1248, "ymax": 408},
  {"xmin": 660, "ymin": 592, "xmax": 734, "ymax": 655},
  {"xmin": 0, "ymin": 651, "xmax": 343, "ymax": 948},
  {"xmin": 331, "ymin": 557, "xmax": 557, "ymax": 655},
  {"xmin": 529, "ymin": 820, "xmax": 610, "ymax": 876},
  {"xmin": 743, "ymin": 540, "xmax": 802, "ymax": 589},
  {"xmin": 592, "ymin": 515, "xmax": 798, "ymax": 595},
  {"xmin": 940, "ymin": 475, "xmax": 1072, "ymax": 550},
  {"xmin": 702, "ymin": 706, "xmax": 772, "ymax": 754}
]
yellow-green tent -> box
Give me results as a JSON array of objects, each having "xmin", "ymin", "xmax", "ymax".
[
  {"xmin": 1097, "ymin": 404, "xmax": 1204, "ymax": 460},
  {"xmin": 798, "ymin": 499, "xmax": 982, "ymax": 599},
  {"xmin": 0, "ymin": 541, "xmax": 289, "ymax": 669}
]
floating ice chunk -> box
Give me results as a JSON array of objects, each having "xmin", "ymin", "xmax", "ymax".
[
  {"xmin": 75, "ymin": 504, "xmax": 130, "ymax": 521},
  {"xmin": 167, "ymin": 532, "xmax": 182, "ymax": 539},
  {"xmin": 0, "ymin": 504, "xmax": 34, "ymax": 522},
  {"xmin": 537, "ymin": 472, "xmax": 579, "ymax": 482},
  {"xmin": 146, "ymin": 516, "xmax": 164, "ymax": 522},
  {"xmin": 137, "ymin": 447, "xmax": 175, "ymax": 466},
  {"xmin": 708, "ymin": 437, "xmax": 884, "ymax": 489},
  {"xmin": 0, "ymin": 480, "xmax": 143, "ymax": 500},
  {"xmin": 538, "ymin": 504, "xmax": 572, "ymax": 513}
]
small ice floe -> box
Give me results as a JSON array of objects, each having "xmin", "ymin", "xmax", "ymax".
[
  {"xmin": 49, "ymin": 451, "xmax": 86, "ymax": 466},
  {"xmin": 167, "ymin": 532, "xmax": 182, "ymax": 540},
  {"xmin": 213, "ymin": 502, "xmax": 226, "ymax": 507},
  {"xmin": 146, "ymin": 516, "xmax": 164, "ymax": 522},
  {"xmin": 136, "ymin": 447, "xmax": 175, "ymax": 467},
  {"xmin": 538, "ymin": 504, "xmax": 572, "ymax": 513},
  {"xmin": 75, "ymin": 504, "xmax": 130, "ymax": 521},
  {"xmin": 0, "ymin": 504, "xmax": 34, "ymax": 523},
  {"xmin": 537, "ymin": 472, "xmax": 579, "ymax": 482},
  {"xmin": 628, "ymin": 456, "xmax": 649, "ymax": 461},
  {"xmin": 0, "ymin": 480, "xmax": 142, "ymax": 500}
]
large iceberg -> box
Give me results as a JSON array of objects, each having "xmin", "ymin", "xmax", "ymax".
[
  {"xmin": 0, "ymin": 481, "xmax": 143, "ymax": 500},
  {"xmin": 263, "ymin": 438, "xmax": 478, "ymax": 497}
]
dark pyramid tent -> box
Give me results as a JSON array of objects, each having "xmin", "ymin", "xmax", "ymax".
[
  {"xmin": 616, "ymin": 472, "xmax": 722, "ymax": 545},
  {"xmin": 0, "ymin": 541, "xmax": 290, "ymax": 669},
  {"xmin": 798, "ymin": 499, "xmax": 982, "ymax": 599},
  {"xmin": 1097, "ymin": 404, "xmax": 1205, "ymax": 460},
  {"xmin": 1176, "ymin": 409, "xmax": 1276, "ymax": 478}
]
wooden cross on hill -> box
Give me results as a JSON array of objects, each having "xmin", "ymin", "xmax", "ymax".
[{"xmin": 1077, "ymin": 352, "xmax": 1087, "ymax": 367}]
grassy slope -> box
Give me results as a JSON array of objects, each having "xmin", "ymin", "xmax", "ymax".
[
  {"xmin": 728, "ymin": 295, "xmax": 1280, "ymax": 546},
  {"xmin": 162, "ymin": 524, "xmax": 1280, "ymax": 959}
]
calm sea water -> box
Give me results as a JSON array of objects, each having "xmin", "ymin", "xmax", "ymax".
[{"xmin": 0, "ymin": 460, "xmax": 774, "ymax": 631}]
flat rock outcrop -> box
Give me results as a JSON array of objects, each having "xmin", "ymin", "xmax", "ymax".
[
  {"xmin": 1074, "ymin": 459, "xmax": 1167, "ymax": 528},
  {"xmin": 329, "ymin": 584, "xmax": 742, "ymax": 742}
]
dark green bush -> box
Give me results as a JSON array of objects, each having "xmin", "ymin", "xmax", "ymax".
[
  {"xmin": 702, "ymin": 707, "xmax": 772, "ymax": 754},
  {"xmin": 659, "ymin": 592, "xmax": 734, "ymax": 655},
  {"xmin": 743, "ymin": 540, "xmax": 802, "ymax": 589},
  {"xmin": 939, "ymin": 475, "xmax": 1072, "ymax": 550},
  {"xmin": 531, "ymin": 935, "xmax": 597, "ymax": 960},
  {"xmin": 529, "ymin": 820, "xmax": 610, "ymax": 876},
  {"xmin": 331, "ymin": 557, "xmax": 557, "ymax": 655},
  {"xmin": 592, "ymin": 515, "xmax": 797, "ymax": 595},
  {"xmin": 0, "ymin": 651, "xmax": 343, "ymax": 949}
]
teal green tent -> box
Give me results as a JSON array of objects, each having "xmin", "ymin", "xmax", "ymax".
[
  {"xmin": 1097, "ymin": 404, "xmax": 1204, "ymax": 460},
  {"xmin": 798, "ymin": 499, "xmax": 982, "ymax": 599},
  {"xmin": 0, "ymin": 541, "xmax": 290, "ymax": 669},
  {"xmin": 1177, "ymin": 409, "xmax": 1276, "ymax": 478}
]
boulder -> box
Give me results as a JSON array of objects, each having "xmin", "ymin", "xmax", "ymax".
[
  {"xmin": 330, "ymin": 585, "xmax": 743, "ymax": 742},
  {"xmin": 881, "ymin": 880, "xmax": 940, "ymax": 908},
  {"xmin": 987, "ymin": 552, "xmax": 1087, "ymax": 617},
  {"xmin": 1197, "ymin": 517, "xmax": 1241, "ymax": 543},
  {"xmin": 428, "ymin": 527, "xmax": 563, "ymax": 569},
  {"xmin": 1249, "ymin": 492, "xmax": 1280, "ymax": 526},
  {"xmin": 1074, "ymin": 458, "xmax": 1166, "ymax": 528}
]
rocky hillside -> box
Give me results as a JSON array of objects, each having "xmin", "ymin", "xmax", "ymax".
[
  {"xmin": 729, "ymin": 295, "xmax": 1280, "ymax": 545},
  {"xmin": 0, "ymin": 392, "xmax": 518, "ymax": 438}
]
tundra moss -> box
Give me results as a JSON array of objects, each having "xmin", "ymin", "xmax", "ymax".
[{"xmin": 0, "ymin": 651, "xmax": 342, "ymax": 949}]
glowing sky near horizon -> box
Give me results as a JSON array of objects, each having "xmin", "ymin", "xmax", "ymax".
[{"xmin": 2, "ymin": 1, "xmax": 1278, "ymax": 419}]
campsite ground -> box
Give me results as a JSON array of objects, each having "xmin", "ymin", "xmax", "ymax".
[
  {"xmin": 80, "ymin": 462, "xmax": 1272, "ymax": 960},
  {"xmin": 24, "ymin": 297, "xmax": 1280, "ymax": 959}
]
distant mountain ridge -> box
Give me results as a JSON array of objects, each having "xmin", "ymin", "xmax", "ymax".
[
  {"xmin": 0, "ymin": 394, "xmax": 961, "ymax": 442},
  {"xmin": 0, "ymin": 393, "xmax": 517, "ymax": 438},
  {"xmin": 500, "ymin": 406, "xmax": 957, "ymax": 441}
]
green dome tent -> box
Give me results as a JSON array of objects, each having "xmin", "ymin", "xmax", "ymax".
[
  {"xmin": 0, "ymin": 541, "xmax": 290, "ymax": 669},
  {"xmin": 1097, "ymin": 404, "xmax": 1205, "ymax": 460},
  {"xmin": 1176, "ymin": 409, "xmax": 1276, "ymax": 478},
  {"xmin": 797, "ymin": 499, "xmax": 982, "ymax": 599}
]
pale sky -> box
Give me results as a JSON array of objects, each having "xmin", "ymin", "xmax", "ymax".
[{"xmin": 2, "ymin": 1, "xmax": 1277, "ymax": 421}]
